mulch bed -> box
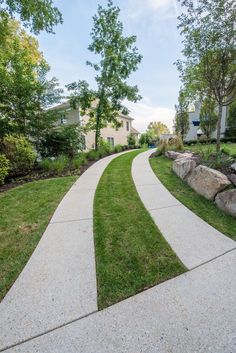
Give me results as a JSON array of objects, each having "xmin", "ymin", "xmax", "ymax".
[{"xmin": 0, "ymin": 159, "xmax": 97, "ymax": 193}]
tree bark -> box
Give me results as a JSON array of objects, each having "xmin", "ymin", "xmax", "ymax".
[
  {"xmin": 216, "ymin": 104, "xmax": 223, "ymax": 153},
  {"xmin": 95, "ymin": 112, "xmax": 100, "ymax": 151}
]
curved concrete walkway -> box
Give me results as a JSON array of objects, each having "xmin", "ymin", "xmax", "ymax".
[
  {"xmin": 132, "ymin": 149, "xmax": 236, "ymax": 269},
  {"xmin": 0, "ymin": 151, "xmax": 131, "ymax": 352}
]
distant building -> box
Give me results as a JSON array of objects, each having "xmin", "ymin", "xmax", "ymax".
[
  {"xmin": 185, "ymin": 101, "xmax": 228, "ymax": 141},
  {"xmin": 51, "ymin": 101, "xmax": 139, "ymax": 150}
]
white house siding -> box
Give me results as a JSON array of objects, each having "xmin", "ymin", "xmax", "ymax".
[
  {"xmin": 185, "ymin": 102, "xmax": 228, "ymax": 141},
  {"xmin": 53, "ymin": 103, "xmax": 138, "ymax": 150}
]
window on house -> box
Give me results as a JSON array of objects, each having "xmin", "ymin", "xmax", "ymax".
[
  {"xmin": 126, "ymin": 121, "xmax": 129, "ymax": 131},
  {"xmin": 60, "ymin": 113, "xmax": 67, "ymax": 125},
  {"xmin": 107, "ymin": 137, "xmax": 114, "ymax": 147}
]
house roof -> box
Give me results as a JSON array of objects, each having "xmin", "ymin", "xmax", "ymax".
[
  {"xmin": 50, "ymin": 101, "xmax": 135, "ymax": 120},
  {"xmin": 131, "ymin": 126, "xmax": 140, "ymax": 135}
]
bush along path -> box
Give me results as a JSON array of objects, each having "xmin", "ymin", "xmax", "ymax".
[
  {"xmin": 132, "ymin": 149, "xmax": 235, "ymax": 270},
  {"xmin": 94, "ymin": 149, "xmax": 185, "ymax": 310}
]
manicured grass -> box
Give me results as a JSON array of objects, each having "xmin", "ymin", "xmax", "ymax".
[
  {"xmin": 0, "ymin": 176, "xmax": 76, "ymax": 301},
  {"xmin": 186, "ymin": 143, "xmax": 236, "ymax": 156},
  {"xmin": 150, "ymin": 156, "xmax": 236, "ymax": 241},
  {"xmin": 94, "ymin": 150, "xmax": 186, "ymax": 309}
]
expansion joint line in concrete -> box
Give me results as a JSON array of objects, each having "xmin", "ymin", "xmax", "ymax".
[{"xmin": 2, "ymin": 247, "xmax": 236, "ymax": 353}]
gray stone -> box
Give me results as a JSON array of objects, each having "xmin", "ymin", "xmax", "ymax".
[
  {"xmin": 187, "ymin": 165, "xmax": 231, "ymax": 200},
  {"xmin": 132, "ymin": 150, "xmax": 235, "ymax": 270},
  {"xmin": 215, "ymin": 189, "xmax": 236, "ymax": 217},
  {"xmin": 173, "ymin": 157, "xmax": 197, "ymax": 180},
  {"xmin": 176, "ymin": 152, "xmax": 193, "ymax": 159},
  {"xmin": 228, "ymin": 174, "xmax": 236, "ymax": 186},
  {"xmin": 8, "ymin": 250, "xmax": 236, "ymax": 353},
  {"xmin": 165, "ymin": 151, "xmax": 183, "ymax": 159},
  {"xmin": 231, "ymin": 162, "xmax": 236, "ymax": 171}
]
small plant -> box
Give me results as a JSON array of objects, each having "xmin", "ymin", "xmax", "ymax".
[
  {"xmin": 0, "ymin": 154, "xmax": 10, "ymax": 184},
  {"xmin": 114, "ymin": 144, "xmax": 122, "ymax": 153},
  {"xmin": 39, "ymin": 155, "xmax": 69, "ymax": 174},
  {"xmin": 127, "ymin": 133, "xmax": 136, "ymax": 147},
  {"xmin": 87, "ymin": 150, "xmax": 100, "ymax": 161},
  {"xmin": 1, "ymin": 135, "xmax": 36, "ymax": 176},
  {"xmin": 72, "ymin": 153, "xmax": 87, "ymax": 169}
]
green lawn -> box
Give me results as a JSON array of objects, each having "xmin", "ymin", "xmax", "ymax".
[
  {"xmin": 186, "ymin": 143, "xmax": 236, "ymax": 156},
  {"xmin": 94, "ymin": 150, "xmax": 186, "ymax": 310},
  {"xmin": 150, "ymin": 156, "xmax": 236, "ymax": 241},
  {"xmin": 0, "ymin": 176, "xmax": 76, "ymax": 301}
]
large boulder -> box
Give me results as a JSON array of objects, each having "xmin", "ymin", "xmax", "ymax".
[
  {"xmin": 187, "ymin": 165, "xmax": 231, "ymax": 200},
  {"xmin": 173, "ymin": 158, "xmax": 197, "ymax": 180},
  {"xmin": 215, "ymin": 189, "xmax": 236, "ymax": 217},
  {"xmin": 165, "ymin": 151, "xmax": 193, "ymax": 160}
]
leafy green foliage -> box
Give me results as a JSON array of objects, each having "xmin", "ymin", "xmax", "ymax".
[
  {"xmin": 87, "ymin": 150, "xmax": 100, "ymax": 161},
  {"xmin": 67, "ymin": 0, "xmax": 142, "ymax": 150},
  {"xmin": 39, "ymin": 125, "xmax": 84, "ymax": 159},
  {"xmin": 139, "ymin": 131, "xmax": 156, "ymax": 146},
  {"xmin": 199, "ymin": 97, "xmax": 218, "ymax": 140},
  {"xmin": 39, "ymin": 155, "xmax": 70, "ymax": 174},
  {"xmin": 1, "ymin": 135, "xmax": 36, "ymax": 176},
  {"xmin": 114, "ymin": 144, "xmax": 122, "ymax": 153},
  {"xmin": 0, "ymin": 15, "xmax": 63, "ymax": 143},
  {"xmin": 147, "ymin": 121, "xmax": 170, "ymax": 140},
  {"xmin": 176, "ymin": 0, "xmax": 236, "ymax": 152},
  {"xmin": 174, "ymin": 90, "xmax": 189, "ymax": 139},
  {"xmin": 0, "ymin": 0, "xmax": 62, "ymax": 34},
  {"xmin": 127, "ymin": 133, "xmax": 136, "ymax": 146},
  {"xmin": 0, "ymin": 154, "xmax": 10, "ymax": 184}
]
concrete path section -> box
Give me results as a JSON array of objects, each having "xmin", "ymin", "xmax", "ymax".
[
  {"xmin": 5, "ymin": 249, "xmax": 236, "ymax": 353},
  {"xmin": 132, "ymin": 149, "xmax": 236, "ymax": 269},
  {"xmin": 0, "ymin": 151, "xmax": 131, "ymax": 352}
]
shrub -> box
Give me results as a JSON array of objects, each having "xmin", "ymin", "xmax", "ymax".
[
  {"xmin": 114, "ymin": 144, "xmax": 122, "ymax": 153},
  {"xmin": 98, "ymin": 138, "xmax": 112, "ymax": 157},
  {"xmin": 127, "ymin": 133, "xmax": 136, "ymax": 146},
  {"xmin": 87, "ymin": 150, "xmax": 100, "ymax": 161},
  {"xmin": 72, "ymin": 153, "xmax": 87, "ymax": 169},
  {"xmin": 1, "ymin": 135, "xmax": 36, "ymax": 176},
  {"xmin": 39, "ymin": 124, "xmax": 85, "ymax": 158},
  {"xmin": 0, "ymin": 154, "xmax": 10, "ymax": 184},
  {"xmin": 39, "ymin": 155, "xmax": 69, "ymax": 174}
]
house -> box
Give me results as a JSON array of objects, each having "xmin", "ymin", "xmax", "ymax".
[
  {"xmin": 51, "ymin": 101, "xmax": 139, "ymax": 150},
  {"xmin": 185, "ymin": 101, "xmax": 228, "ymax": 141}
]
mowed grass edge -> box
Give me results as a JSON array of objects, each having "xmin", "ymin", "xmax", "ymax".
[
  {"xmin": 94, "ymin": 150, "xmax": 186, "ymax": 310},
  {"xmin": 150, "ymin": 156, "xmax": 236, "ymax": 241},
  {"xmin": 0, "ymin": 176, "xmax": 77, "ymax": 301}
]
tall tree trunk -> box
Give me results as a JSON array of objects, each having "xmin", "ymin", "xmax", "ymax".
[
  {"xmin": 95, "ymin": 112, "xmax": 100, "ymax": 151},
  {"xmin": 216, "ymin": 104, "xmax": 222, "ymax": 153}
]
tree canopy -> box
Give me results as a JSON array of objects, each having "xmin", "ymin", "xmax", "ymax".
[
  {"xmin": 67, "ymin": 0, "xmax": 142, "ymax": 150},
  {"xmin": 147, "ymin": 121, "xmax": 170, "ymax": 139},
  {"xmin": 0, "ymin": 16, "xmax": 62, "ymax": 141},
  {"xmin": 176, "ymin": 0, "xmax": 236, "ymax": 151},
  {"xmin": 174, "ymin": 90, "xmax": 189, "ymax": 140},
  {"xmin": 0, "ymin": 0, "xmax": 62, "ymax": 33}
]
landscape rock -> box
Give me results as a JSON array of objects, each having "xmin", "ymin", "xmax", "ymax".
[
  {"xmin": 165, "ymin": 151, "xmax": 193, "ymax": 160},
  {"xmin": 231, "ymin": 162, "xmax": 236, "ymax": 172},
  {"xmin": 215, "ymin": 189, "xmax": 236, "ymax": 217},
  {"xmin": 173, "ymin": 158, "xmax": 197, "ymax": 180},
  {"xmin": 228, "ymin": 174, "xmax": 236, "ymax": 186},
  {"xmin": 187, "ymin": 165, "xmax": 231, "ymax": 200}
]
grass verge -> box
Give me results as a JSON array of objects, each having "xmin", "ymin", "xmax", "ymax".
[
  {"xmin": 94, "ymin": 150, "xmax": 186, "ymax": 310},
  {"xmin": 0, "ymin": 176, "xmax": 76, "ymax": 301},
  {"xmin": 150, "ymin": 156, "xmax": 236, "ymax": 241}
]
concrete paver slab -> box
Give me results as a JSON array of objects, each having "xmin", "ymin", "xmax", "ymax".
[
  {"xmin": 7, "ymin": 249, "xmax": 236, "ymax": 353},
  {"xmin": 132, "ymin": 150, "xmax": 236, "ymax": 269}
]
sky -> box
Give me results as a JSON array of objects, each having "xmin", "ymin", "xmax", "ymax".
[{"xmin": 38, "ymin": 0, "xmax": 183, "ymax": 133}]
